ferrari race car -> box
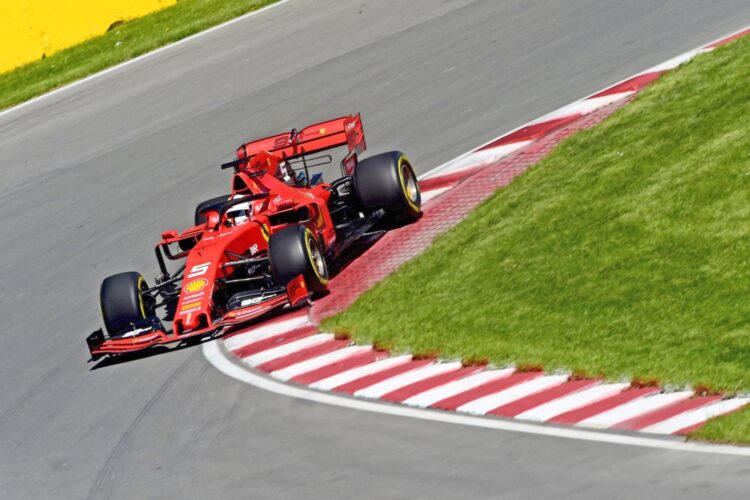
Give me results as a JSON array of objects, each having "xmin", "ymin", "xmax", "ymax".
[{"xmin": 86, "ymin": 114, "xmax": 421, "ymax": 359}]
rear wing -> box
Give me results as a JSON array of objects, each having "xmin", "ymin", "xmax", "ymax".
[{"xmin": 235, "ymin": 114, "xmax": 366, "ymax": 163}]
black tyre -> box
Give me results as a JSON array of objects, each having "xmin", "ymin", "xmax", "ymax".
[
  {"xmin": 353, "ymin": 151, "xmax": 421, "ymax": 221},
  {"xmin": 194, "ymin": 194, "xmax": 230, "ymax": 226},
  {"xmin": 100, "ymin": 272, "xmax": 152, "ymax": 336},
  {"xmin": 268, "ymin": 225, "xmax": 329, "ymax": 294}
]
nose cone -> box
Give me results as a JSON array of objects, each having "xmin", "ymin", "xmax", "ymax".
[{"xmin": 176, "ymin": 275, "xmax": 212, "ymax": 333}]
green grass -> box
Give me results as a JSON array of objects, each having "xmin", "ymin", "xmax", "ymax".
[
  {"xmin": 324, "ymin": 35, "xmax": 750, "ymax": 442},
  {"xmin": 0, "ymin": 0, "xmax": 277, "ymax": 110},
  {"xmin": 689, "ymin": 408, "xmax": 750, "ymax": 445}
]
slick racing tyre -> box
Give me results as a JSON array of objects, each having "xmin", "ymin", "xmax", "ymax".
[
  {"xmin": 268, "ymin": 225, "xmax": 329, "ymax": 294},
  {"xmin": 100, "ymin": 272, "xmax": 153, "ymax": 337},
  {"xmin": 353, "ymin": 151, "xmax": 421, "ymax": 221},
  {"xmin": 194, "ymin": 194, "xmax": 231, "ymax": 226}
]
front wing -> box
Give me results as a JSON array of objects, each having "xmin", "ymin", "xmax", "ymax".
[{"xmin": 87, "ymin": 275, "xmax": 308, "ymax": 359}]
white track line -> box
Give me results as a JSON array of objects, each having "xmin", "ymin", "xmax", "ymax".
[
  {"xmin": 641, "ymin": 398, "xmax": 750, "ymax": 435},
  {"xmin": 420, "ymin": 186, "xmax": 452, "ymax": 205},
  {"xmin": 270, "ymin": 345, "xmax": 371, "ymax": 381},
  {"xmin": 646, "ymin": 48, "xmax": 710, "ymax": 73},
  {"xmin": 224, "ymin": 314, "xmax": 310, "ymax": 351},
  {"xmin": 309, "ymin": 355, "xmax": 413, "ymax": 391},
  {"xmin": 515, "ymin": 383, "xmax": 629, "ymax": 422},
  {"xmin": 203, "ymin": 341, "xmax": 750, "ymax": 457},
  {"xmin": 0, "ymin": 0, "xmax": 292, "ymax": 119},
  {"xmin": 354, "ymin": 362, "xmax": 462, "ymax": 399},
  {"xmin": 577, "ymin": 391, "xmax": 693, "ymax": 429},
  {"xmin": 436, "ymin": 141, "xmax": 531, "ymax": 176},
  {"xmin": 403, "ymin": 368, "xmax": 515, "ymax": 408},
  {"xmin": 531, "ymin": 92, "xmax": 633, "ymax": 124},
  {"xmin": 457, "ymin": 375, "xmax": 569, "ymax": 415},
  {"xmin": 242, "ymin": 333, "xmax": 332, "ymax": 367}
]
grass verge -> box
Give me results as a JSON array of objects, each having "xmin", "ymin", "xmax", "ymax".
[
  {"xmin": 0, "ymin": 0, "xmax": 278, "ymax": 111},
  {"xmin": 323, "ymin": 35, "xmax": 750, "ymax": 442},
  {"xmin": 689, "ymin": 409, "xmax": 750, "ymax": 445}
]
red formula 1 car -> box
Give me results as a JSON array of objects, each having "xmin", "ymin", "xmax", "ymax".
[{"xmin": 86, "ymin": 114, "xmax": 421, "ymax": 360}]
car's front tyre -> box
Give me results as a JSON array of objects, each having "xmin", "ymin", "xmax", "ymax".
[
  {"xmin": 100, "ymin": 271, "xmax": 153, "ymax": 337},
  {"xmin": 268, "ymin": 225, "xmax": 329, "ymax": 295}
]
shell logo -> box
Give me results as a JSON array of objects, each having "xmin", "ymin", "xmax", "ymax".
[
  {"xmin": 185, "ymin": 278, "xmax": 208, "ymax": 293},
  {"xmin": 319, "ymin": 127, "xmax": 326, "ymax": 135}
]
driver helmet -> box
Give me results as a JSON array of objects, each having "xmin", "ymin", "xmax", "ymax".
[{"xmin": 225, "ymin": 194, "xmax": 253, "ymax": 225}]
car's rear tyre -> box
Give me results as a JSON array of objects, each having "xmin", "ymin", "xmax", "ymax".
[
  {"xmin": 100, "ymin": 272, "xmax": 153, "ymax": 337},
  {"xmin": 268, "ymin": 225, "xmax": 329, "ymax": 294},
  {"xmin": 194, "ymin": 194, "xmax": 231, "ymax": 226},
  {"xmin": 353, "ymin": 151, "xmax": 421, "ymax": 221}
]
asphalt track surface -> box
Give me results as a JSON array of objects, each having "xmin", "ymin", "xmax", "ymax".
[{"xmin": 2, "ymin": 1, "xmax": 750, "ymax": 498}]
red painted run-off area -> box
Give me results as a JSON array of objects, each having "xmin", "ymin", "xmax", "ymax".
[
  {"xmin": 616, "ymin": 395, "xmax": 722, "ymax": 431},
  {"xmin": 231, "ymin": 325, "xmax": 316, "ymax": 358},
  {"xmin": 549, "ymin": 387, "xmax": 660, "ymax": 425},
  {"xmin": 488, "ymin": 379, "xmax": 599, "ymax": 417},
  {"xmin": 381, "ymin": 365, "xmax": 483, "ymax": 402}
]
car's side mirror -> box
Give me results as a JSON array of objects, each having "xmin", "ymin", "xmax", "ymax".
[{"xmin": 207, "ymin": 211, "xmax": 220, "ymax": 230}]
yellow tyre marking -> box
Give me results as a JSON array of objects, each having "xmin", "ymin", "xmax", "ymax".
[
  {"xmin": 397, "ymin": 155, "xmax": 420, "ymax": 213},
  {"xmin": 304, "ymin": 229, "xmax": 329, "ymax": 286},
  {"xmin": 137, "ymin": 275, "xmax": 147, "ymax": 318}
]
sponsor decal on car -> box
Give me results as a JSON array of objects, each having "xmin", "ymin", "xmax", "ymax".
[
  {"xmin": 241, "ymin": 296, "xmax": 265, "ymax": 307},
  {"xmin": 182, "ymin": 291, "xmax": 205, "ymax": 302},
  {"xmin": 120, "ymin": 326, "xmax": 153, "ymax": 339},
  {"xmin": 185, "ymin": 278, "xmax": 208, "ymax": 293},
  {"xmin": 180, "ymin": 300, "xmax": 202, "ymax": 311},
  {"xmin": 234, "ymin": 304, "xmax": 272, "ymax": 318},
  {"xmin": 187, "ymin": 263, "xmax": 210, "ymax": 279},
  {"xmin": 259, "ymin": 223, "xmax": 270, "ymax": 241},
  {"xmin": 178, "ymin": 306, "xmax": 201, "ymax": 316}
]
